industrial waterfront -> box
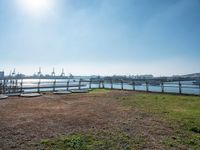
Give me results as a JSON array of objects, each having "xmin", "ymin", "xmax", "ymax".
[{"xmin": 1, "ymin": 69, "xmax": 200, "ymax": 96}]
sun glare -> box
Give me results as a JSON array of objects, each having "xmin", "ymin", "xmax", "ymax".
[{"xmin": 16, "ymin": 0, "xmax": 54, "ymax": 18}]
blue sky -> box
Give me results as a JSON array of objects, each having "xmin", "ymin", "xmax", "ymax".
[{"xmin": 0, "ymin": 0, "xmax": 200, "ymax": 76}]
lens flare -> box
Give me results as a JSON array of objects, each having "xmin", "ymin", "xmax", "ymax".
[{"xmin": 16, "ymin": 0, "xmax": 54, "ymax": 18}]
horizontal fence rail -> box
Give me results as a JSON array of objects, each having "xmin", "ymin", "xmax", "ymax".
[{"xmin": 0, "ymin": 78, "xmax": 200, "ymax": 96}]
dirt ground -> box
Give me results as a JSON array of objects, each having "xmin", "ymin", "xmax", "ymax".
[{"xmin": 0, "ymin": 90, "xmax": 176, "ymax": 150}]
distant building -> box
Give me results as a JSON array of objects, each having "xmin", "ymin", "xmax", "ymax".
[
  {"xmin": 15, "ymin": 73, "xmax": 25, "ymax": 78},
  {"xmin": 0, "ymin": 71, "xmax": 4, "ymax": 79},
  {"xmin": 135, "ymin": 75, "xmax": 154, "ymax": 79}
]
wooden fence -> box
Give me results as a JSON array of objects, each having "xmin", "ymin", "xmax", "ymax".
[{"xmin": 0, "ymin": 78, "xmax": 200, "ymax": 96}]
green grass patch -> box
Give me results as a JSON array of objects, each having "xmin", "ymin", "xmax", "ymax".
[
  {"xmin": 90, "ymin": 88, "xmax": 110, "ymax": 94},
  {"xmin": 118, "ymin": 93, "xmax": 200, "ymax": 149},
  {"xmin": 41, "ymin": 131, "xmax": 145, "ymax": 150}
]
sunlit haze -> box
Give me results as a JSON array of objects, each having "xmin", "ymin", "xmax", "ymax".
[{"xmin": 16, "ymin": 0, "xmax": 55, "ymax": 18}]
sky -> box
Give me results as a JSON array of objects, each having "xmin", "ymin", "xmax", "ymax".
[{"xmin": 0, "ymin": 0, "xmax": 200, "ymax": 76}]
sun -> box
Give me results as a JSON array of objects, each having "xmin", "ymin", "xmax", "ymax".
[{"xmin": 16, "ymin": 0, "xmax": 54, "ymax": 18}]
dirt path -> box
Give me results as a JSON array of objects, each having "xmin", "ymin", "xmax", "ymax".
[{"xmin": 0, "ymin": 91, "xmax": 175, "ymax": 149}]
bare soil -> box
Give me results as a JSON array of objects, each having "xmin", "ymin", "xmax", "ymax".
[{"xmin": 0, "ymin": 91, "xmax": 176, "ymax": 150}]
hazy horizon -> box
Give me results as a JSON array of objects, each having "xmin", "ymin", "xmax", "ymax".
[
  {"xmin": 1, "ymin": 0, "xmax": 200, "ymax": 76},
  {"xmin": 1, "ymin": 66, "xmax": 199, "ymax": 77}
]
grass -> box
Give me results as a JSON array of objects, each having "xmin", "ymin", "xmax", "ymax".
[
  {"xmin": 41, "ymin": 130, "xmax": 144, "ymax": 150},
  {"xmin": 118, "ymin": 93, "xmax": 200, "ymax": 149},
  {"xmin": 40, "ymin": 90, "xmax": 200, "ymax": 149},
  {"xmin": 90, "ymin": 88, "xmax": 110, "ymax": 94}
]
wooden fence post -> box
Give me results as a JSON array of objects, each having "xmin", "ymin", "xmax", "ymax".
[
  {"xmin": 20, "ymin": 79, "xmax": 23, "ymax": 93},
  {"xmin": 3, "ymin": 79, "xmax": 6, "ymax": 94},
  {"xmin": 99, "ymin": 80, "xmax": 101, "ymax": 89},
  {"xmin": 11, "ymin": 80, "xmax": 14, "ymax": 93},
  {"xmin": 9, "ymin": 80, "xmax": 11, "ymax": 93},
  {"xmin": 132, "ymin": 81, "xmax": 135, "ymax": 91},
  {"xmin": 53, "ymin": 80, "xmax": 56, "ymax": 91},
  {"xmin": 146, "ymin": 82, "xmax": 149, "ymax": 92},
  {"xmin": 11, "ymin": 79, "xmax": 14, "ymax": 93},
  {"xmin": 15, "ymin": 79, "xmax": 18, "ymax": 93},
  {"xmin": 0, "ymin": 80, "xmax": 2, "ymax": 94},
  {"xmin": 7, "ymin": 80, "xmax": 9, "ymax": 93},
  {"xmin": 0, "ymin": 80, "xmax": 3, "ymax": 94},
  {"xmin": 67, "ymin": 81, "xmax": 69, "ymax": 91},
  {"xmin": 89, "ymin": 79, "xmax": 92, "ymax": 89},
  {"xmin": 161, "ymin": 82, "xmax": 164, "ymax": 93},
  {"xmin": 199, "ymin": 83, "xmax": 200, "ymax": 96},
  {"xmin": 102, "ymin": 80, "xmax": 105, "ymax": 89},
  {"xmin": 121, "ymin": 80, "xmax": 123, "ymax": 90},
  {"xmin": 6, "ymin": 80, "xmax": 8, "ymax": 94},
  {"xmin": 38, "ymin": 80, "xmax": 40, "ymax": 93},
  {"xmin": 179, "ymin": 81, "xmax": 182, "ymax": 94},
  {"xmin": 79, "ymin": 80, "xmax": 81, "ymax": 90},
  {"xmin": 8, "ymin": 79, "xmax": 11, "ymax": 93}
]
